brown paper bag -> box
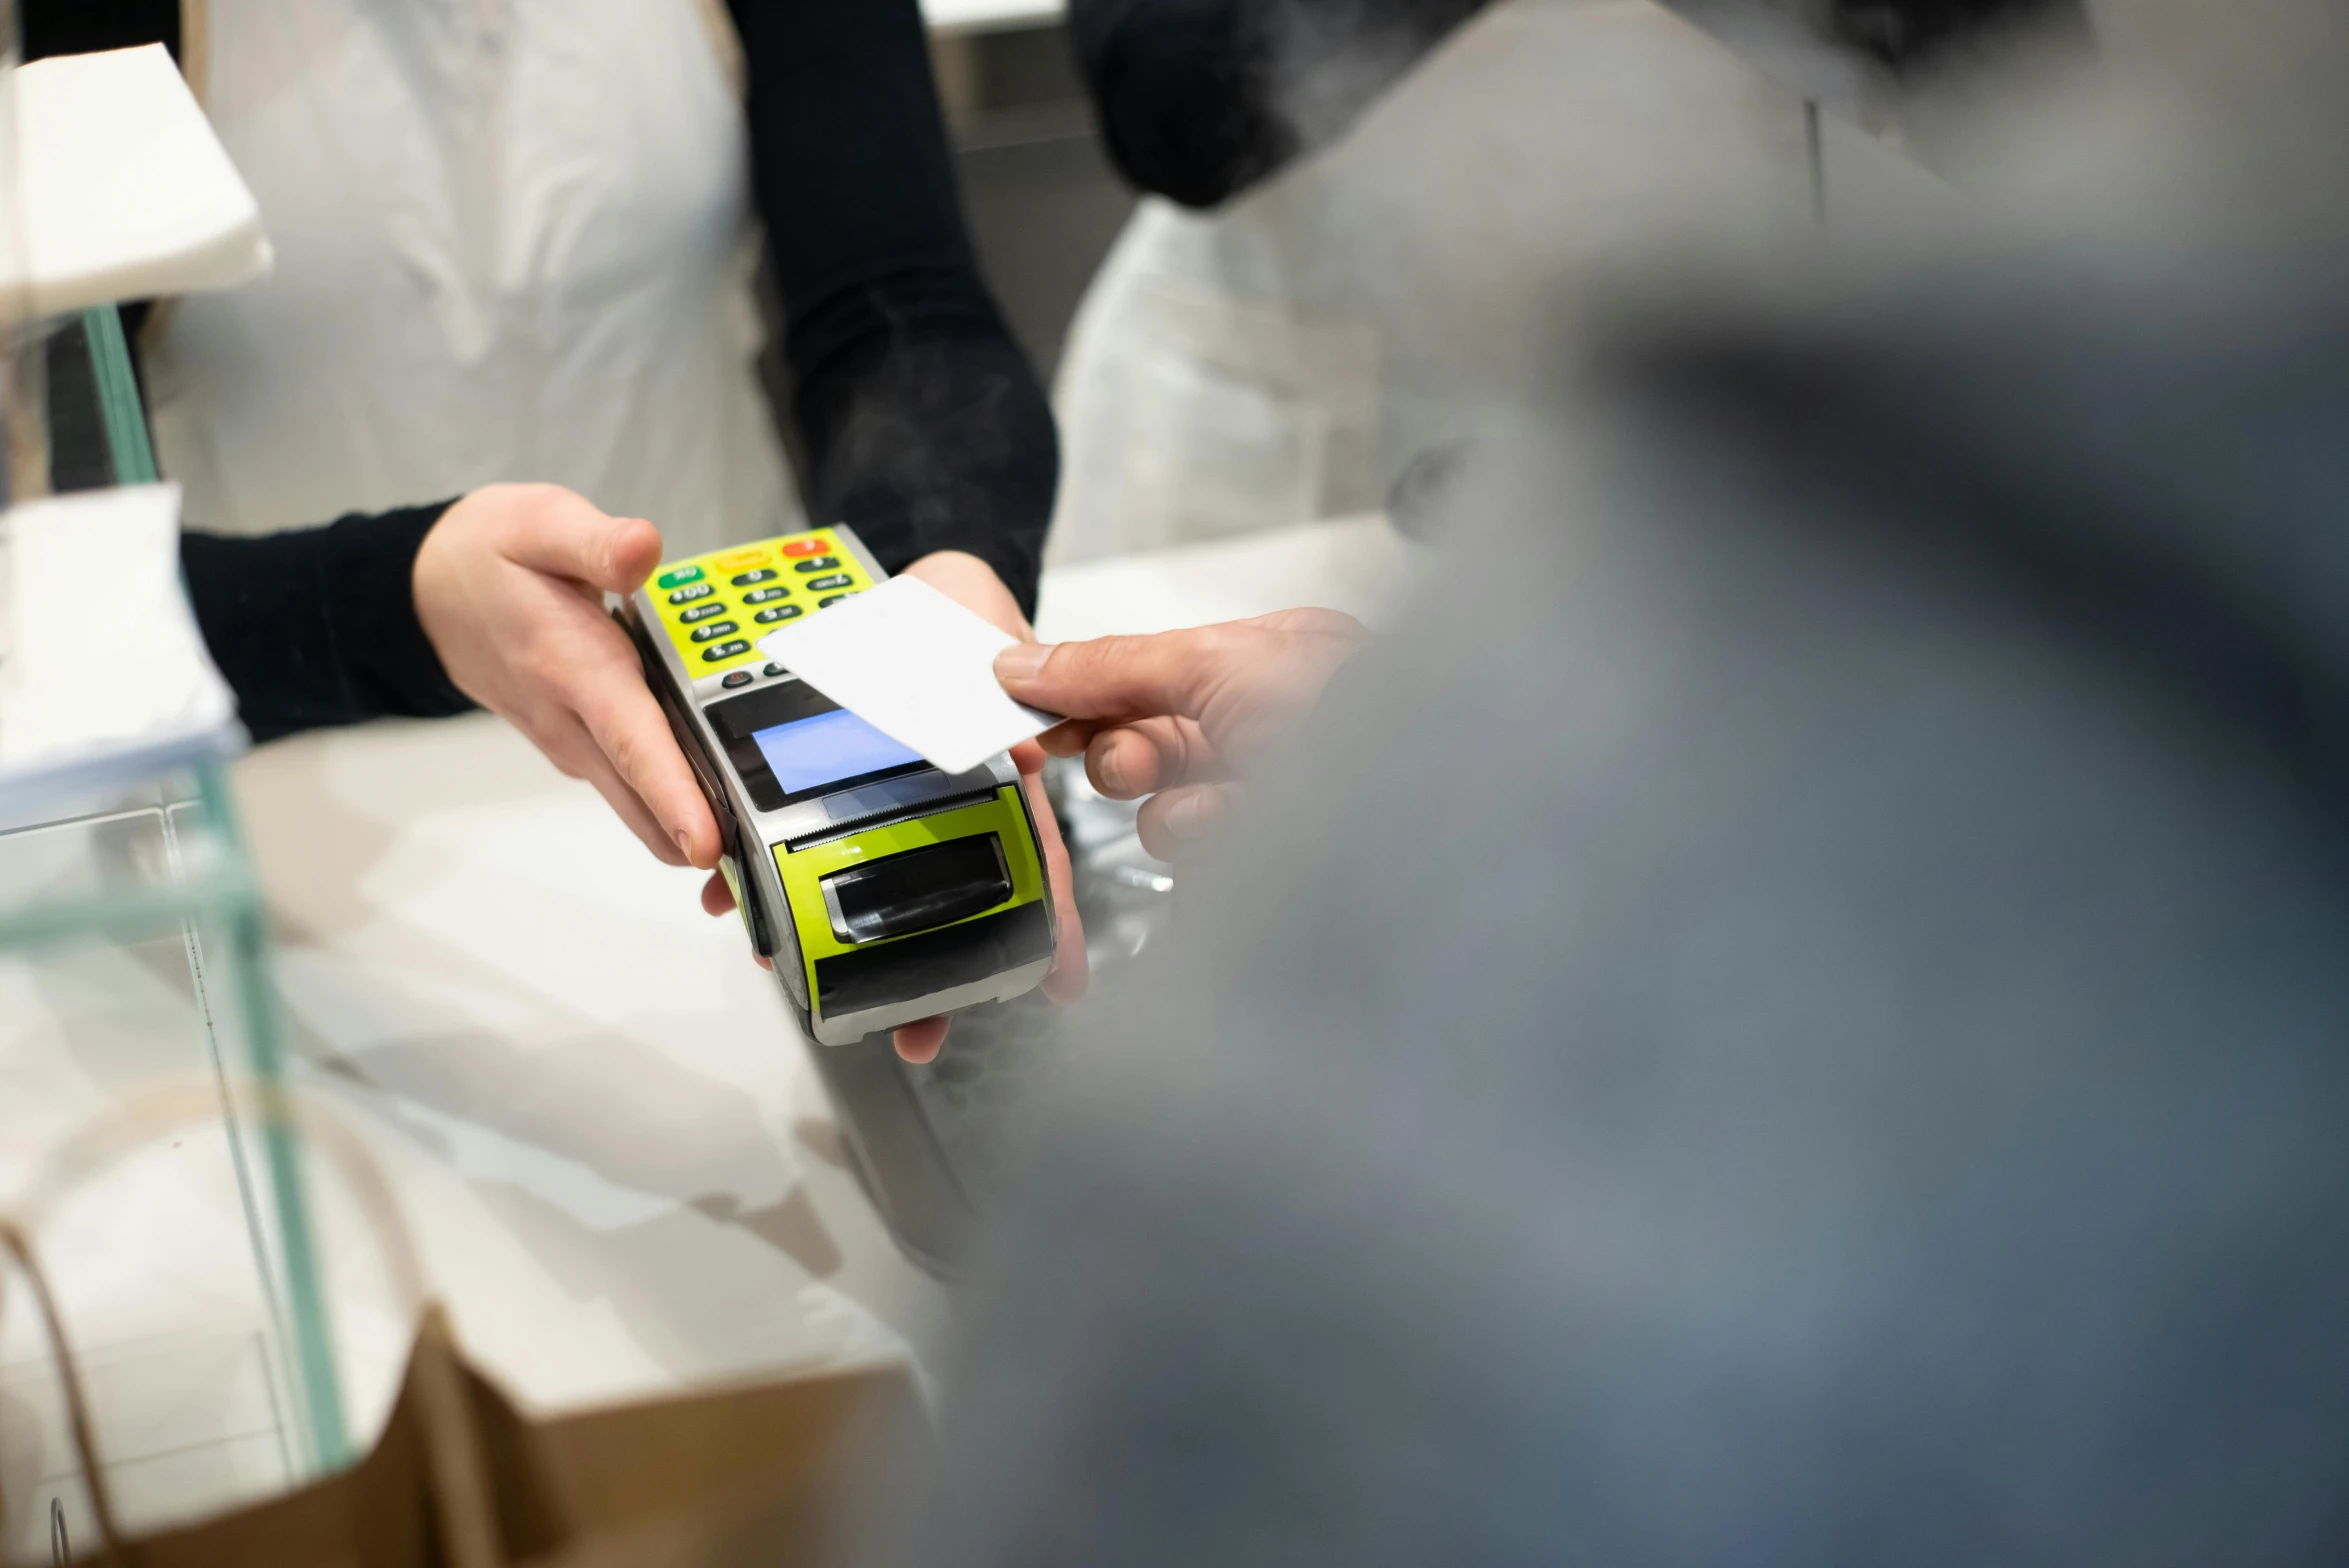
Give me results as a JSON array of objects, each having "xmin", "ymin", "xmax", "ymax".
[{"xmin": 0, "ymin": 1092, "xmax": 918, "ymax": 1568}]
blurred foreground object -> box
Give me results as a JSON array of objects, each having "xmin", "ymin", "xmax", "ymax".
[{"xmin": 890, "ymin": 1, "xmax": 2349, "ymax": 1560}]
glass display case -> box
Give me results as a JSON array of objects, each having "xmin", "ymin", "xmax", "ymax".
[{"xmin": 0, "ymin": 303, "xmax": 347, "ymax": 1559}]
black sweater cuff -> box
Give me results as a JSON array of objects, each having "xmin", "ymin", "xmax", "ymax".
[
  {"xmin": 182, "ymin": 502, "xmax": 476, "ymax": 744},
  {"xmin": 1071, "ymin": 0, "xmax": 1496, "ymax": 207}
]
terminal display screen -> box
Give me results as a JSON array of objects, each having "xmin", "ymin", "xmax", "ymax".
[
  {"xmin": 752, "ymin": 709, "xmax": 923, "ymax": 798},
  {"xmin": 706, "ymin": 678, "xmax": 930, "ymax": 810}
]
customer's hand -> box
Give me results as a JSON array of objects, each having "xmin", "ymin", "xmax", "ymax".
[
  {"xmin": 993, "ymin": 609, "xmax": 1369, "ymax": 861},
  {"xmin": 414, "ymin": 483, "xmax": 721, "ymax": 871},
  {"xmin": 695, "ymin": 549, "xmax": 1090, "ymax": 1065}
]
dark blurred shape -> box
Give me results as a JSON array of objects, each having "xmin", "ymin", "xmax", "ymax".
[
  {"xmin": 1069, "ymin": 0, "xmax": 1499, "ymax": 206},
  {"xmin": 1383, "ymin": 437, "xmax": 1475, "ymax": 542},
  {"xmin": 933, "ymin": 24, "xmax": 1139, "ymax": 377},
  {"xmin": 1069, "ymin": 0, "xmax": 2089, "ymax": 207},
  {"xmin": 873, "ymin": 3, "xmax": 2349, "ymax": 1562},
  {"xmin": 21, "ymin": 0, "xmax": 180, "ymax": 67},
  {"xmin": 1827, "ymin": 0, "xmax": 2087, "ymax": 72}
]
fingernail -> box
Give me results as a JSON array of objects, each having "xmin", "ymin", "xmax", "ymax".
[
  {"xmin": 994, "ymin": 643, "xmax": 1051, "ymax": 683},
  {"xmin": 675, "ymin": 830, "xmax": 694, "ymax": 861}
]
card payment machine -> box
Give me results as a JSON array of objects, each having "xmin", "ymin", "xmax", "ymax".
[{"xmin": 622, "ymin": 525, "xmax": 1057, "ymax": 1044}]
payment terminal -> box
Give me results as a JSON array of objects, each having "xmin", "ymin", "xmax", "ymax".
[
  {"xmin": 622, "ymin": 525, "xmax": 1056, "ymax": 1044},
  {"xmin": 620, "ymin": 527, "xmax": 1058, "ymax": 1267}
]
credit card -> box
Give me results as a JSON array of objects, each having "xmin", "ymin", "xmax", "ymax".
[{"xmin": 754, "ymin": 576, "xmax": 1058, "ymax": 776}]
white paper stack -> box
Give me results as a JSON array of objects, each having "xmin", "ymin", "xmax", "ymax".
[
  {"xmin": 0, "ymin": 45, "xmax": 272, "ymax": 316},
  {"xmin": 0, "ymin": 43, "xmax": 270, "ymax": 812},
  {"xmin": 0, "ymin": 484, "xmax": 244, "ymax": 810}
]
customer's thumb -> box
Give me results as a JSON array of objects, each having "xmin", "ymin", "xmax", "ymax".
[{"xmin": 994, "ymin": 631, "xmax": 1219, "ymax": 724}]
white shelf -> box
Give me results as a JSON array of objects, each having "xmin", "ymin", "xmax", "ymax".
[{"xmin": 1, "ymin": 45, "xmax": 270, "ymax": 318}]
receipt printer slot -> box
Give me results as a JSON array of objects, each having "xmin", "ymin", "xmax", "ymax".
[{"xmin": 821, "ymin": 836, "xmax": 1010, "ymax": 945}]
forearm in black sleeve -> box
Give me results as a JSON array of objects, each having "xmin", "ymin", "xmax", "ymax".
[
  {"xmin": 1068, "ymin": 0, "xmax": 1495, "ymax": 208},
  {"xmin": 1068, "ymin": 0, "xmax": 2088, "ymax": 209},
  {"xmin": 180, "ymin": 505, "xmax": 475, "ymax": 745},
  {"xmin": 1827, "ymin": 0, "xmax": 2093, "ymax": 73},
  {"xmin": 727, "ymin": 0, "xmax": 1055, "ymax": 619}
]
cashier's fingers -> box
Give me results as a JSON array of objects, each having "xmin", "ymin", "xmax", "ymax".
[
  {"xmin": 533, "ymin": 710, "xmax": 689, "ymax": 866},
  {"xmin": 1136, "ymin": 783, "xmax": 1237, "ymax": 860},
  {"xmin": 415, "ymin": 483, "xmax": 724, "ymax": 871},
  {"xmin": 892, "ymin": 1016, "xmax": 951, "ymax": 1065},
  {"xmin": 493, "ymin": 492, "xmax": 719, "ymax": 866},
  {"xmin": 700, "ymin": 870, "xmax": 735, "ymax": 916},
  {"xmin": 900, "ymin": 550, "xmax": 1034, "ymax": 641},
  {"xmin": 1022, "ymin": 760, "xmax": 1090, "ymax": 1004},
  {"xmin": 568, "ymin": 653, "xmax": 722, "ymax": 868},
  {"xmin": 697, "ymin": 873, "xmax": 775, "ymax": 971},
  {"xmin": 496, "ymin": 485, "xmax": 665, "ymax": 594},
  {"xmin": 887, "ymin": 748, "xmax": 1092, "ymax": 1062}
]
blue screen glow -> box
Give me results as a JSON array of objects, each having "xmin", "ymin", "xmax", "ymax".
[{"xmin": 751, "ymin": 709, "xmax": 923, "ymax": 797}]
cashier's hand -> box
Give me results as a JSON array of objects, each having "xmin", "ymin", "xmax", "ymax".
[
  {"xmin": 415, "ymin": 484, "xmax": 721, "ymax": 870},
  {"xmin": 695, "ymin": 550, "xmax": 1089, "ymax": 1066},
  {"xmin": 992, "ymin": 610, "xmax": 1368, "ymax": 861}
]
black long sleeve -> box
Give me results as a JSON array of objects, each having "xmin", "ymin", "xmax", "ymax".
[
  {"xmin": 1068, "ymin": 0, "xmax": 1495, "ymax": 208},
  {"xmin": 179, "ymin": 506, "xmax": 475, "ymax": 744},
  {"xmin": 1826, "ymin": 0, "xmax": 2091, "ymax": 72},
  {"xmin": 729, "ymin": 0, "xmax": 1058, "ymax": 618},
  {"xmin": 22, "ymin": 0, "xmax": 178, "ymax": 67},
  {"xmin": 1068, "ymin": 0, "xmax": 2093, "ymax": 209}
]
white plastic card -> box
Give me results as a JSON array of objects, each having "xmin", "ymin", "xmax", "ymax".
[{"xmin": 754, "ymin": 577, "xmax": 1058, "ymax": 777}]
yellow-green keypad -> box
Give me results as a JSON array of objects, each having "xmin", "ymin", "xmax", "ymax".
[{"xmin": 648, "ymin": 529, "xmax": 876, "ymax": 676}]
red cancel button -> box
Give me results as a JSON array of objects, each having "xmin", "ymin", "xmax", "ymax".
[{"xmin": 781, "ymin": 536, "xmax": 832, "ymax": 558}]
